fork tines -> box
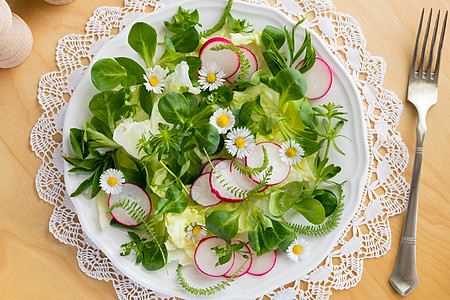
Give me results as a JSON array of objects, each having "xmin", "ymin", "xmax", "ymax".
[{"xmin": 411, "ymin": 9, "xmax": 448, "ymax": 81}]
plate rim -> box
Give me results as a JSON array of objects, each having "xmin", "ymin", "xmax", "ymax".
[{"xmin": 62, "ymin": 0, "xmax": 370, "ymax": 298}]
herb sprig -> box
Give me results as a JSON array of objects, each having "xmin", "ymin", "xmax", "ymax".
[{"xmin": 108, "ymin": 199, "xmax": 168, "ymax": 273}]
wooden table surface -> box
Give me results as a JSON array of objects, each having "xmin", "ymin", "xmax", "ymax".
[{"xmin": 1, "ymin": 0, "xmax": 449, "ymax": 299}]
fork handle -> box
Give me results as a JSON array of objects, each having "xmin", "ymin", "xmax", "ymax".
[{"xmin": 389, "ymin": 124, "xmax": 425, "ymax": 296}]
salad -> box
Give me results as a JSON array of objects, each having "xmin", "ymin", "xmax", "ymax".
[{"xmin": 64, "ymin": 0, "xmax": 348, "ymax": 295}]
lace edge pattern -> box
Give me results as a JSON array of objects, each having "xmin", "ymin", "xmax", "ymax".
[{"xmin": 30, "ymin": 0, "xmax": 409, "ymax": 299}]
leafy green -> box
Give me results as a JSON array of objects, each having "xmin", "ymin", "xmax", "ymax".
[
  {"xmin": 158, "ymin": 92, "xmax": 190, "ymax": 124},
  {"xmin": 128, "ymin": 22, "xmax": 157, "ymax": 68},
  {"xmin": 258, "ymin": 114, "xmax": 284, "ymax": 135},
  {"xmin": 138, "ymin": 85, "xmax": 153, "ymax": 117},
  {"xmin": 289, "ymin": 184, "xmax": 345, "ymax": 237},
  {"xmin": 206, "ymin": 207, "xmax": 241, "ymax": 240},
  {"xmin": 261, "ymin": 25, "xmax": 287, "ymax": 76},
  {"xmin": 180, "ymin": 149, "xmax": 202, "ymax": 184},
  {"xmin": 268, "ymin": 181, "xmax": 303, "ymax": 218},
  {"xmin": 108, "ymin": 199, "xmax": 168, "ymax": 272},
  {"xmin": 171, "ymin": 27, "xmax": 200, "ymax": 53},
  {"xmin": 114, "ymin": 57, "xmax": 146, "ymax": 84},
  {"xmin": 314, "ymin": 189, "xmax": 338, "ymax": 217},
  {"xmin": 211, "ymin": 240, "xmax": 249, "ymax": 266},
  {"xmin": 296, "ymin": 30, "xmax": 316, "ymax": 73},
  {"xmin": 291, "ymin": 197, "xmax": 325, "ymax": 225},
  {"xmin": 91, "ymin": 58, "xmax": 127, "ymax": 91},
  {"xmin": 226, "ymin": 14, "xmax": 253, "ymax": 33},
  {"xmin": 164, "ymin": 6, "xmax": 200, "ymax": 33},
  {"xmin": 120, "ymin": 231, "xmax": 168, "ymax": 271},
  {"xmin": 156, "ymin": 185, "xmax": 188, "ymax": 215},
  {"xmin": 194, "ymin": 123, "xmax": 220, "ymax": 155},
  {"xmin": 184, "ymin": 92, "xmax": 199, "ymax": 117},
  {"xmin": 275, "ymin": 68, "xmax": 307, "ymax": 109},
  {"xmin": 260, "ymin": 21, "xmax": 316, "ymax": 75},
  {"xmin": 247, "ymin": 212, "xmax": 295, "ymax": 255},
  {"xmin": 89, "ymin": 90, "xmax": 125, "ymax": 133},
  {"xmin": 64, "ymin": 150, "xmax": 114, "ymax": 198},
  {"xmin": 138, "ymin": 123, "xmax": 193, "ymax": 162},
  {"xmin": 69, "ymin": 128, "xmax": 86, "ymax": 159},
  {"xmin": 185, "ymin": 56, "xmax": 202, "ymax": 74},
  {"xmin": 83, "ymin": 121, "xmax": 120, "ymax": 150},
  {"xmin": 261, "ymin": 25, "xmax": 286, "ymax": 50}
]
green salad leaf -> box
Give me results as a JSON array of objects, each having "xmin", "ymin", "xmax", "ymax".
[
  {"xmin": 275, "ymin": 68, "xmax": 307, "ymax": 109},
  {"xmin": 128, "ymin": 22, "xmax": 158, "ymax": 68},
  {"xmin": 114, "ymin": 57, "xmax": 146, "ymax": 84},
  {"xmin": 158, "ymin": 91, "xmax": 190, "ymax": 124},
  {"xmin": 91, "ymin": 58, "xmax": 127, "ymax": 91},
  {"xmin": 194, "ymin": 123, "xmax": 220, "ymax": 155},
  {"xmin": 89, "ymin": 90, "xmax": 125, "ymax": 133},
  {"xmin": 206, "ymin": 207, "xmax": 241, "ymax": 240},
  {"xmin": 156, "ymin": 185, "xmax": 188, "ymax": 215}
]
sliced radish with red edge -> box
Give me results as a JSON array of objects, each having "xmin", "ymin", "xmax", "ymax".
[
  {"xmin": 199, "ymin": 37, "xmax": 240, "ymax": 78},
  {"xmin": 209, "ymin": 160, "xmax": 257, "ymax": 202},
  {"xmin": 190, "ymin": 173, "xmax": 222, "ymax": 207},
  {"xmin": 246, "ymin": 142, "xmax": 290, "ymax": 186},
  {"xmin": 223, "ymin": 241, "xmax": 252, "ymax": 278},
  {"xmin": 108, "ymin": 183, "xmax": 151, "ymax": 226},
  {"xmin": 296, "ymin": 57, "xmax": 333, "ymax": 100},
  {"xmin": 247, "ymin": 249, "xmax": 277, "ymax": 276},
  {"xmin": 227, "ymin": 46, "xmax": 258, "ymax": 83},
  {"xmin": 194, "ymin": 237, "xmax": 235, "ymax": 277},
  {"xmin": 200, "ymin": 158, "xmax": 224, "ymax": 175}
]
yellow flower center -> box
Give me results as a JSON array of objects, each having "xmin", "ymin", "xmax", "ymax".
[
  {"xmin": 149, "ymin": 76, "xmax": 159, "ymax": 87},
  {"xmin": 107, "ymin": 177, "xmax": 118, "ymax": 187},
  {"xmin": 293, "ymin": 245, "xmax": 303, "ymax": 255},
  {"xmin": 192, "ymin": 225, "xmax": 202, "ymax": 235},
  {"xmin": 207, "ymin": 73, "xmax": 216, "ymax": 83},
  {"xmin": 217, "ymin": 115, "xmax": 229, "ymax": 127},
  {"xmin": 235, "ymin": 137, "xmax": 246, "ymax": 148},
  {"xmin": 286, "ymin": 147, "xmax": 297, "ymax": 158}
]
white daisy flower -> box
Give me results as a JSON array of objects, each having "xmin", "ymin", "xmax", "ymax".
[
  {"xmin": 286, "ymin": 237, "xmax": 309, "ymax": 262},
  {"xmin": 279, "ymin": 140, "xmax": 304, "ymax": 166},
  {"xmin": 143, "ymin": 65, "xmax": 168, "ymax": 94},
  {"xmin": 99, "ymin": 168, "xmax": 125, "ymax": 195},
  {"xmin": 209, "ymin": 108, "xmax": 235, "ymax": 134},
  {"xmin": 185, "ymin": 222, "xmax": 207, "ymax": 243},
  {"xmin": 225, "ymin": 127, "xmax": 255, "ymax": 159},
  {"xmin": 198, "ymin": 63, "xmax": 226, "ymax": 91}
]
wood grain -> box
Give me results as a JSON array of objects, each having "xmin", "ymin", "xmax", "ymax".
[{"xmin": 0, "ymin": 0, "xmax": 449, "ymax": 299}]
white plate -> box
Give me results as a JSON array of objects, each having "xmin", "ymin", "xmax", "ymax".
[{"xmin": 63, "ymin": 1, "xmax": 369, "ymax": 299}]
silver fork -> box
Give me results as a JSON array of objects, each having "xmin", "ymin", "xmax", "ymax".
[{"xmin": 389, "ymin": 9, "xmax": 447, "ymax": 296}]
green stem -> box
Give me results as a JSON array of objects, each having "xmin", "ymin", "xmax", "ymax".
[
  {"xmin": 323, "ymin": 116, "xmax": 333, "ymax": 159},
  {"xmin": 159, "ymin": 162, "xmax": 191, "ymax": 196}
]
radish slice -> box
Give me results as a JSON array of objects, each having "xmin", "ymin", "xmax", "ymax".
[
  {"xmin": 296, "ymin": 57, "xmax": 333, "ymax": 100},
  {"xmin": 108, "ymin": 183, "xmax": 151, "ymax": 226},
  {"xmin": 210, "ymin": 160, "xmax": 257, "ymax": 202},
  {"xmin": 246, "ymin": 142, "xmax": 290, "ymax": 186},
  {"xmin": 190, "ymin": 173, "xmax": 222, "ymax": 207},
  {"xmin": 223, "ymin": 241, "xmax": 252, "ymax": 278},
  {"xmin": 199, "ymin": 37, "xmax": 240, "ymax": 78},
  {"xmin": 194, "ymin": 237, "xmax": 235, "ymax": 277},
  {"xmin": 227, "ymin": 46, "xmax": 258, "ymax": 83},
  {"xmin": 200, "ymin": 158, "xmax": 224, "ymax": 175},
  {"xmin": 247, "ymin": 249, "xmax": 277, "ymax": 276}
]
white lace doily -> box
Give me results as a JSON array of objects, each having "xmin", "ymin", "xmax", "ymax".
[{"xmin": 30, "ymin": 0, "xmax": 409, "ymax": 299}]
